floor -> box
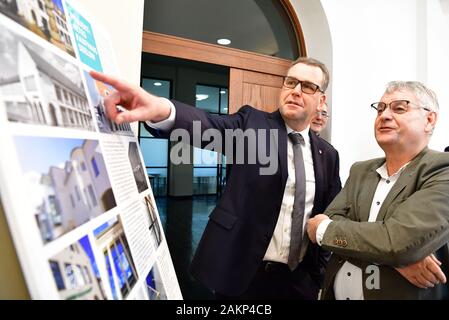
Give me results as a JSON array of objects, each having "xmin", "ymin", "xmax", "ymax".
[{"xmin": 156, "ymin": 195, "xmax": 218, "ymax": 300}]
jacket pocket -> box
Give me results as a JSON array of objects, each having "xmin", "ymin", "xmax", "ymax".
[{"xmin": 209, "ymin": 208, "xmax": 237, "ymax": 230}]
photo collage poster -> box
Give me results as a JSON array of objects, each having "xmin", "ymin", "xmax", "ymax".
[{"xmin": 0, "ymin": 0, "xmax": 182, "ymax": 300}]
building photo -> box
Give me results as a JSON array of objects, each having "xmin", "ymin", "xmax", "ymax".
[
  {"xmin": 0, "ymin": 19, "xmax": 94, "ymax": 131},
  {"xmin": 94, "ymin": 215, "xmax": 138, "ymax": 300},
  {"xmin": 145, "ymin": 263, "xmax": 167, "ymax": 300},
  {"xmin": 48, "ymin": 234, "xmax": 106, "ymax": 300},
  {"xmin": 83, "ymin": 70, "xmax": 134, "ymax": 136},
  {"xmin": 0, "ymin": 0, "xmax": 75, "ymax": 56},
  {"xmin": 14, "ymin": 136, "xmax": 116, "ymax": 243},
  {"xmin": 144, "ymin": 194, "xmax": 163, "ymax": 249},
  {"xmin": 128, "ymin": 141, "xmax": 149, "ymax": 194}
]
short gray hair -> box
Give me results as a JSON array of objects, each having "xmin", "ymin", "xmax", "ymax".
[
  {"xmin": 385, "ymin": 81, "xmax": 439, "ymax": 113},
  {"xmin": 289, "ymin": 57, "xmax": 330, "ymax": 92}
]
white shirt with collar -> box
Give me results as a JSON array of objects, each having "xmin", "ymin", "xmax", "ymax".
[
  {"xmin": 263, "ymin": 125, "xmax": 315, "ymax": 264},
  {"xmin": 316, "ymin": 161, "xmax": 409, "ymax": 300}
]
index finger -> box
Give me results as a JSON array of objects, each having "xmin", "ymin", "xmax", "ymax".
[{"xmin": 89, "ymin": 70, "xmax": 134, "ymax": 93}]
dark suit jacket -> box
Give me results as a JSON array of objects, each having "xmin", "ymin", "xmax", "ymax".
[
  {"xmin": 146, "ymin": 100, "xmax": 341, "ymax": 296},
  {"xmin": 321, "ymin": 148, "xmax": 449, "ymax": 299}
]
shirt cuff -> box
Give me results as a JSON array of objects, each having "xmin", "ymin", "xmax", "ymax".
[
  {"xmin": 145, "ymin": 98, "xmax": 176, "ymax": 131},
  {"xmin": 316, "ymin": 218, "xmax": 332, "ymax": 246}
]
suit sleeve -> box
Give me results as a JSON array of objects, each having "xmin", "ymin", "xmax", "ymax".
[
  {"xmin": 317, "ymin": 149, "xmax": 342, "ymax": 276},
  {"xmin": 322, "ymin": 159, "xmax": 449, "ymax": 267},
  {"xmin": 144, "ymin": 100, "xmax": 251, "ymax": 141}
]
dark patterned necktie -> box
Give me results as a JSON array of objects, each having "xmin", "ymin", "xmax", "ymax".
[{"xmin": 287, "ymin": 132, "xmax": 306, "ymax": 271}]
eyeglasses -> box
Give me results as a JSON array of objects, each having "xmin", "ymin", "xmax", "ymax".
[
  {"xmin": 315, "ymin": 110, "xmax": 329, "ymax": 118},
  {"xmin": 371, "ymin": 99, "xmax": 430, "ymax": 116},
  {"xmin": 283, "ymin": 76, "xmax": 323, "ymax": 94}
]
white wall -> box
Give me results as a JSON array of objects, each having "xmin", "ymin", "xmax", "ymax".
[{"xmin": 293, "ymin": 0, "xmax": 449, "ymax": 182}]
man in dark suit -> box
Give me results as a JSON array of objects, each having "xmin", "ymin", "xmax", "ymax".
[
  {"xmin": 90, "ymin": 57, "xmax": 341, "ymax": 299},
  {"xmin": 308, "ymin": 81, "xmax": 449, "ymax": 299}
]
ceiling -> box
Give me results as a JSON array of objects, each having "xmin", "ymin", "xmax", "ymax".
[{"xmin": 143, "ymin": 0, "xmax": 298, "ymax": 60}]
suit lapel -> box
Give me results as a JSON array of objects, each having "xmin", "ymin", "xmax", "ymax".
[
  {"xmin": 376, "ymin": 148, "xmax": 429, "ymax": 221},
  {"xmin": 358, "ymin": 162, "xmax": 382, "ymax": 222},
  {"xmin": 310, "ymin": 132, "xmax": 324, "ymax": 206},
  {"xmin": 268, "ymin": 111, "xmax": 288, "ymax": 186}
]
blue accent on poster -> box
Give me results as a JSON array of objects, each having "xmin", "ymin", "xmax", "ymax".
[{"xmin": 66, "ymin": 3, "xmax": 103, "ymax": 71}]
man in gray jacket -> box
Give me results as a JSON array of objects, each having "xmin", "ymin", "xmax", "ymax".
[{"xmin": 308, "ymin": 81, "xmax": 449, "ymax": 299}]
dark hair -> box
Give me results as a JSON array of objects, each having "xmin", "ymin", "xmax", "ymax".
[
  {"xmin": 289, "ymin": 57, "xmax": 330, "ymax": 92},
  {"xmin": 444, "ymin": 146, "xmax": 449, "ymax": 152}
]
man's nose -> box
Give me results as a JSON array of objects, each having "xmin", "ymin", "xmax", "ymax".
[
  {"xmin": 291, "ymin": 83, "xmax": 303, "ymax": 95},
  {"xmin": 379, "ymin": 107, "xmax": 394, "ymax": 119}
]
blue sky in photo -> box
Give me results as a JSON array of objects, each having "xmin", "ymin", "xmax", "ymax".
[
  {"xmin": 79, "ymin": 235, "xmax": 100, "ymax": 278},
  {"xmin": 84, "ymin": 70, "xmax": 101, "ymax": 106},
  {"xmin": 13, "ymin": 136, "xmax": 87, "ymax": 174},
  {"xmin": 53, "ymin": 0, "xmax": 64, "ymax": 13},
  {"xmin": 93, "ymin": 215, "xmax": 118, "ymax": 238}
]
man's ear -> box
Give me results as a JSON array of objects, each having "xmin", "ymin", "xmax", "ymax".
[
  {"xmin": 425, "ymin": 111, "xmax": 438, "ymax": 134},
  {"xmin": 319, "ymin": 94, "xmax": 327, "ymax": 108}
]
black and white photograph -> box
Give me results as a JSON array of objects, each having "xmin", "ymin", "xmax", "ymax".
[
  {"xmin": 0, "ymin": 18, "xmax": 94, "ymax": 131},
  {"xmin": 144, "ymin": 194, "xmax": 163, "ymax": 248},
  {"xmin": 128, "ymin": 141, "xmax": 149, "ymax": 193}
]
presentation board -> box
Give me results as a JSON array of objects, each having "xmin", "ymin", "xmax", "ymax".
[{"xmin": 0, "ymin": 0, "xmax": 182, "ymax": 300}]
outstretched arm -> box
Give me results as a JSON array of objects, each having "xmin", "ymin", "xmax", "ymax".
[{"xmin": 89, "ymin": 71, "xmax": 172, "ymax": 124}]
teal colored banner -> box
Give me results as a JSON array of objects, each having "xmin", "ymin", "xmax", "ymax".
[{"xmin": 66, "ymin": 3, "xmax": 103, "ymax": 71}]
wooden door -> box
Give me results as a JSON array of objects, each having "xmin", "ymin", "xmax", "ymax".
[
  {"xmin": 229, "ymin": 69, "xmax": 284, "ymax": 114},
  {"xmin": 142, "ymin": 31, "xmax": 291, "ymax": 115}
]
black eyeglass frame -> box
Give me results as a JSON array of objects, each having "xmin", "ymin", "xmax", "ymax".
[
  {"xmin": 315, "ymin": 110, "xmax": 329, "ymax": 118},
  {"xmin": 283, "ymin": 76, "xmax": 323, "ymax": 94},
  {"xmin": 370, "ymin": 99, "xmax": 431, "ymax": 115}
]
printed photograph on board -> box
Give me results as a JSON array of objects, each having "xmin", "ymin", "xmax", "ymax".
[
  {"xmin": 14, "ymin": 136, "xmax": 116, "ymax": 244},
  {"xmin": 83, "ymin": 70, "xmax": 134, "ymax": 136},
  {"xmin": 94, "ymin": 215, "xmax": 138, "ymax": 300},
  {"xmin": 0, "ymin": 18, "xmax": 94, "ymax": 131},
  {"xmin": 48, "ymin": 234, "xmax": 107, "ymax": 300},
  {"xmin": 128, "ymin": 141, "xmax": 149, "ymax": 194},
  {"xmin": 144, "ymin": 195, "xmax": 163, "ymax": 249},
  {"xmin": 0, "ymin": 0, "xmax": 75, "ymax": 57},
  {"xmin": 145, "ymin": 262, "xmax": 167, "ymax": 300}
]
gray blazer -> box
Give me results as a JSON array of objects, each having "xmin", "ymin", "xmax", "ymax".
[{"xmin": 321, "ymin": 148, "xmax": 449, "ymax": 299}]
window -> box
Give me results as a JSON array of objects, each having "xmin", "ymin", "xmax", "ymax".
[
  {"xmin": 49, "ymin": 260, "xmax": 65, "ymax": 291},
  {"xmin": 55, "ymin": 85, "xmax": 62, "ymax": 101},
  {"xmin": 139, "ymin": 78, "xmax": 171, "ymax": 197},
  {"xmin": 91, "ymin": 157, "xmax": 100, "ymax": 177},
  {"xmin": 87, "ymin": 184, "xmax": 97, "ymax": 207},
  {"xmin": 194, "ymin": 85, "xmax": 228, "ymax": 195},
  {"xmin": 23, "ymin": 75, "xmax": 37, "ymax": 91},
  {"xmin": 80, "ymin": 161, "xmax": 86, "ymax": 171},
  {"xmin": 75, "ymin": 186, "xmax": 80, "ymax": 201},
  {"xmin": 64, "ymin": 263, "xmax": 76, "ymax": 289},
  {"xmin": 69, "ymin": 194, "xmax": 75, "ymax": 208},
  {"xmin": 104, "ymin": 252, "xmax": 118, "ymax": 300}
]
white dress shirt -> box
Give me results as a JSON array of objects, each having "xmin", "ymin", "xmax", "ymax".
[
  {"xmin": 145, "ymin": 98, "xmax": 176, "ymax": 131},
  {"xmin": 317, "ymin": 161, "xmax": 409, "ymax": 300},
  {"xmin": 263, "ymin": 125, "xmax": 315, "ymax": 264}
]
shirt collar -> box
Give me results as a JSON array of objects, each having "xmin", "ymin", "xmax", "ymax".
[
  {"xmin": 376, "ymin": 161, "xmax": 410, "ymax": 179},
  {"xmin": 286, "ymin": 124, "xmax": 310, "ymax": 145}
]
